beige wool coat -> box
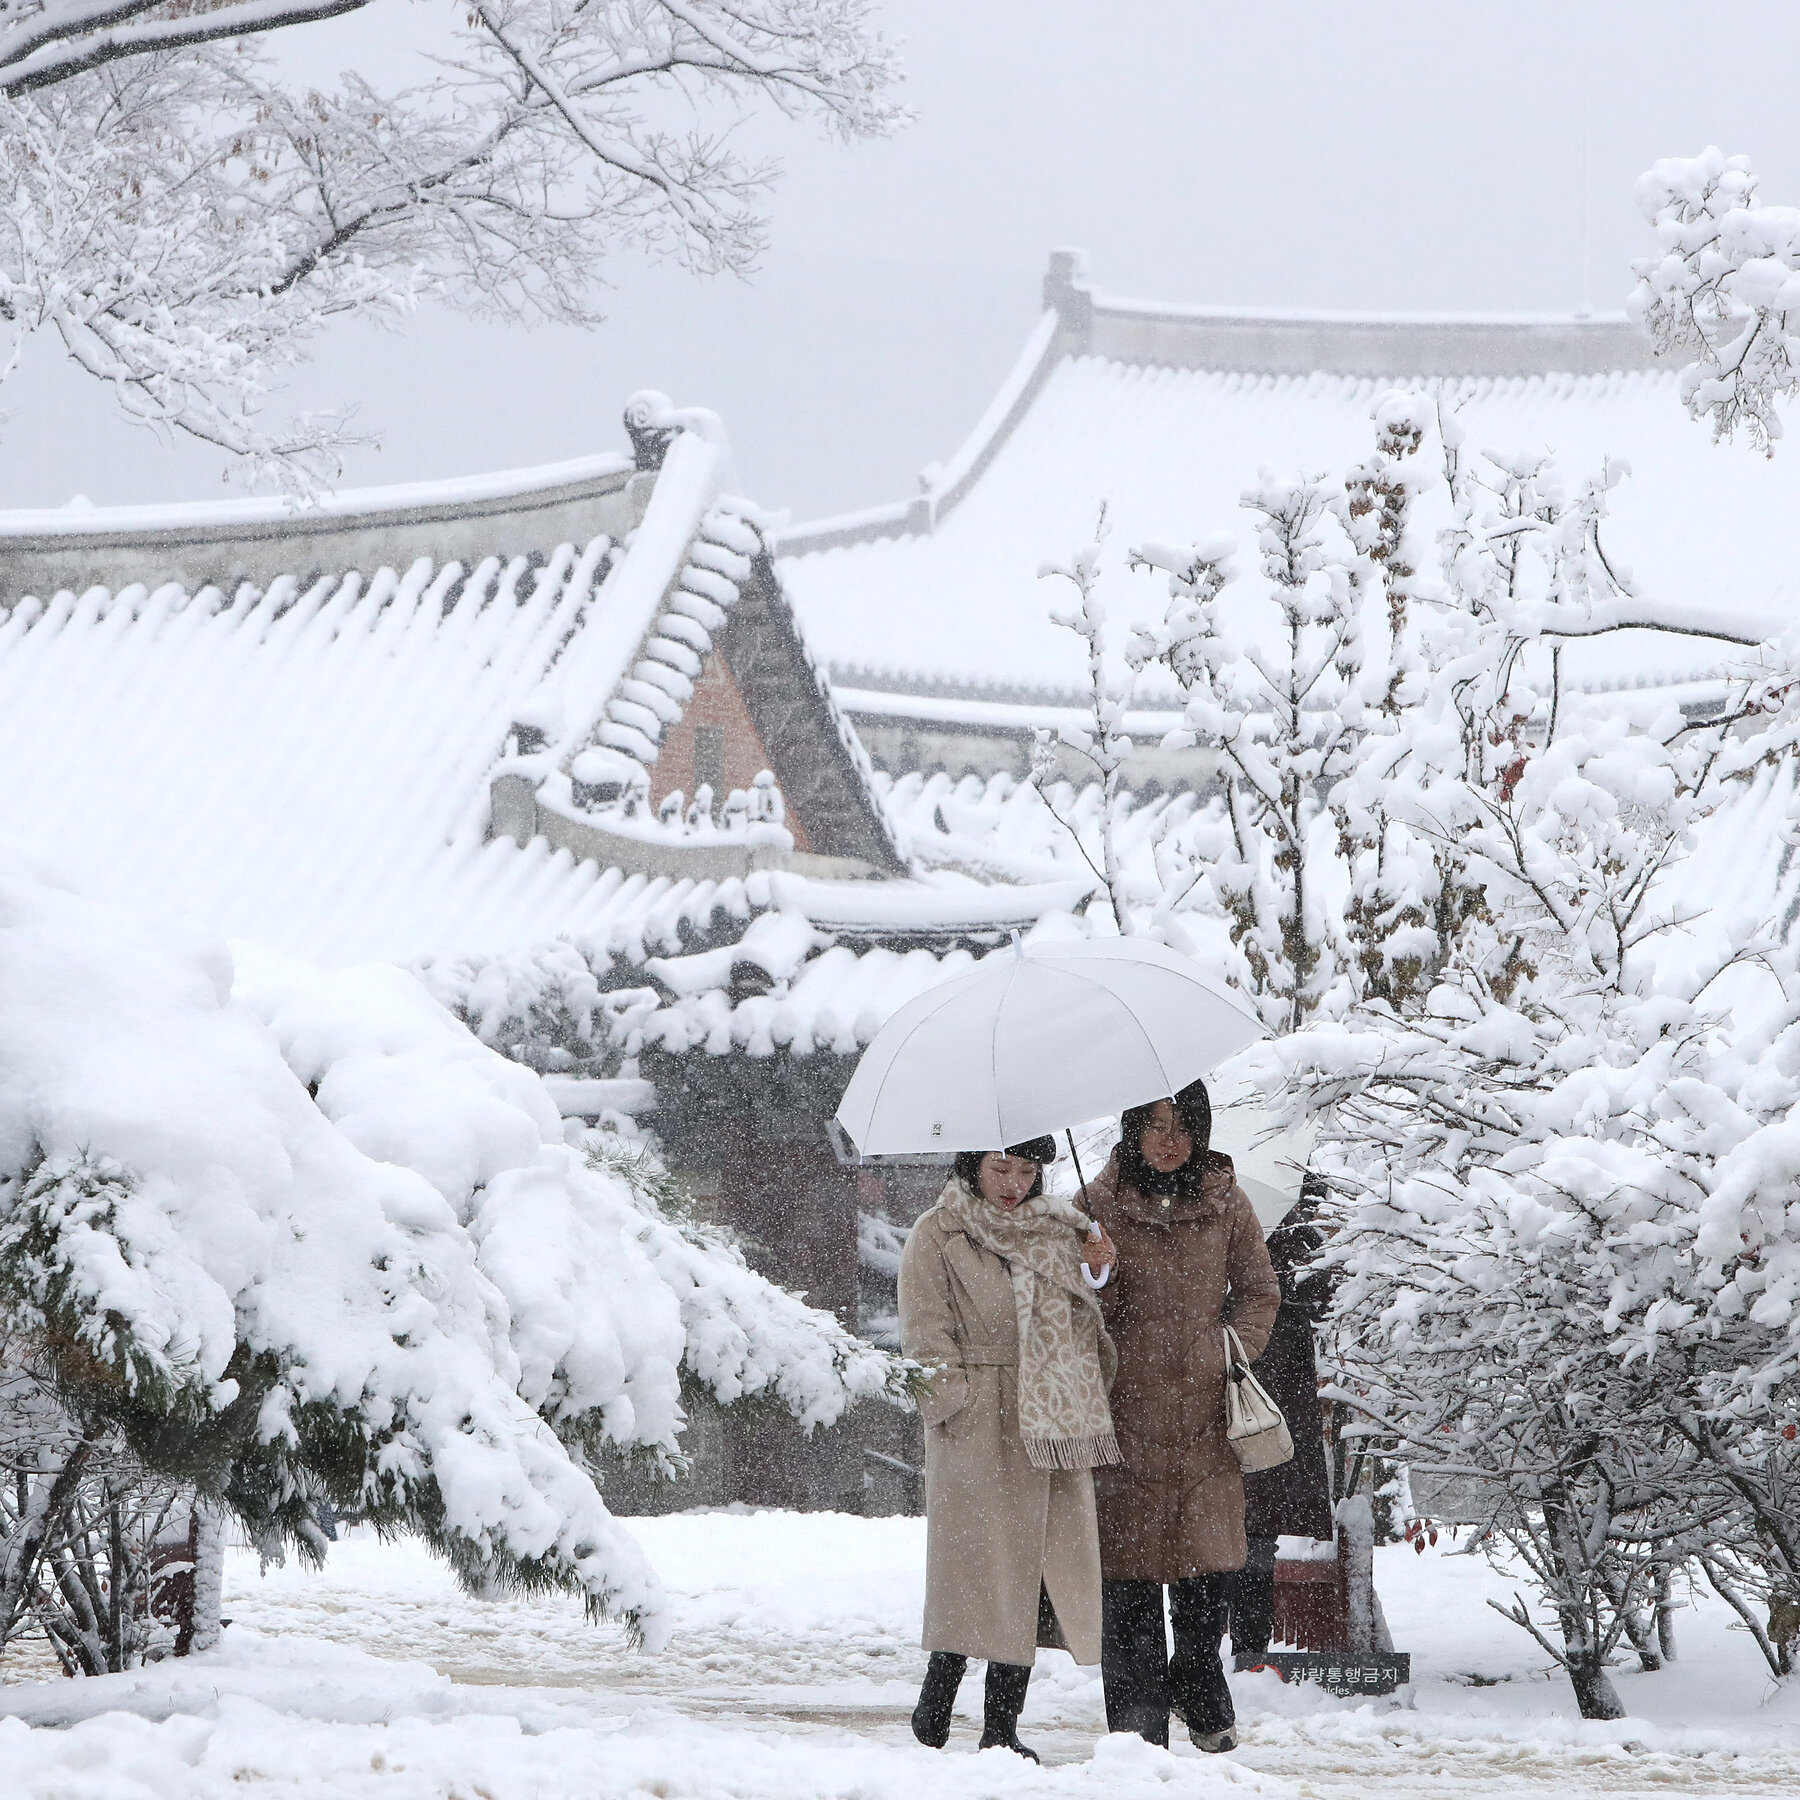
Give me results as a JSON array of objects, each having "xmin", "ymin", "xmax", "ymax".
[
  {"xmin": 1090, "ymin": 1149, "xmax": 1281, "ymax": 1580},
  {"xmin": 898, "ymin": 1197, "xmax": 1115, "ymax": 1666}
]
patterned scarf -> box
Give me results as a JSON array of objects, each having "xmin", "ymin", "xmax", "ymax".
[{"xmin": 937, "ymin": 1178, "xmax": 1121, "ymax": 1471}]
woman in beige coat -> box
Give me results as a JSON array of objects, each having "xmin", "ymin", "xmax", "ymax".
[{"xmin": 898, "ymin": 1137, "xmax": 1119, "ymax": 1760}]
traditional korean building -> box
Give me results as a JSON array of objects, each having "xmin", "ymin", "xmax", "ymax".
[
  {"xmin": 776, "ymin": 250, "xmax": 1798, "ymax": 782},
  {"xmin": 10, "ymin": 256, "xmax": 1800, "ymax": 1513},
  {"xmin": 0, "ymin": 388, "xmax": 1091, "ymax": 1513}
]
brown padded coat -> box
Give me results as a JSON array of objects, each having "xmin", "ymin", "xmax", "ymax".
[
  {"xmin": 1089, "ymin": 1148, "xmax": 1281, "ymax": 1580},
  {"xmin": 898, "ymin": 1200, "xmax": 1113, "ymax": 1666}
]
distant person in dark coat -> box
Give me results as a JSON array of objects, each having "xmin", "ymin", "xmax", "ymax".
[{"xmin": 1229, "ymin": 1181, "xmax": 1336, "ymax": 1663}]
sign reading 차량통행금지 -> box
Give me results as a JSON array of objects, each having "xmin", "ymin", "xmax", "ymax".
[{"xmin": 1233, "ymin": 1651, "xmax": 1412, "ymax": 1696}]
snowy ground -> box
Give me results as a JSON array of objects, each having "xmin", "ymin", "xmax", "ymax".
[{"xmin": 0, "ymin": 1510, "xmax": 1797, "ymax": 1797}]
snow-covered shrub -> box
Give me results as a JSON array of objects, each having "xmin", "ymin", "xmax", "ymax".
[
  {"xmin": 1633, "ymin": 146, "xmax": 1800, "ymax": 452},
  {"xmin": 0, "ymin": 850, "xmax": 904, "ymax": 1664},
  {"xmin": 1129, "ymin": 420, "xmax": 1435, "ymax": 1028},
  {"xmin": 579, "ymin": 1137, "xmax": 908, "ymax": 1432},
  {"xmin": 1259, "ymin": 479, "xmax": 1800, "ymax": 1711},
  {"xmin": 1038, "ymin": 386, "xmax": 1800, "ymax": 1713},
  {"xmin": 1022, "ymin": 396, "xmax": 1443, "ymax": 1018}
]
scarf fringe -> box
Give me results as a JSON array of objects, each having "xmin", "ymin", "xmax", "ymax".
[{"xmin": 1023, "ymin": 1431, "xmax": 1122, "ymax": 1472}]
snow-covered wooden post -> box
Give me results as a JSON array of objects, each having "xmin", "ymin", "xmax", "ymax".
[{"xmin": 152, "ymin": 1501, "xmax": 226, "ymax": 1658}]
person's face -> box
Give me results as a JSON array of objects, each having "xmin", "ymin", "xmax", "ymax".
[
  {"xmin": 1138, "ymin": 1100, "xmax": 1193, "ymax": 1174},
  {"xmin": 977, "ymin": 1152, "xmax": 1040, "ymax": 1207}
]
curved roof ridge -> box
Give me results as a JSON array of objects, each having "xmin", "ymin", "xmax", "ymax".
[
  {"xmin": 779, "ymin": 305, "xmax": 1065, "ymax": 558},
  {"xmin": 0, "ymin": 447, "xmax": 641, "ymax": 602},
  {"xmin": 774, "ymin": 249, "xmax": 1668, "ymax": 563},
  {"xmin": 1053, "ymin": 248, "xmax": 1658, "ymax": 376},
  {"xmin": 0, "ymin": 449, "xmax": 635, "ymax": 538}
]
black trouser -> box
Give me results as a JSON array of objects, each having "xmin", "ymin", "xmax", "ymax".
[
  {"xmin": 1101, "ymin": 1575, "xmax": 1235, "ymax": 1745},
  {"xmin": 1228, "ymin": 1537, "xmax": 1279, "ymax": 1663}
]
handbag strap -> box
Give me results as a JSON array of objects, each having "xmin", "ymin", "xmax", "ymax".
[{"xmin": 1224, "ymin": 1324, "xmax": 1250, "ymax": 1380}]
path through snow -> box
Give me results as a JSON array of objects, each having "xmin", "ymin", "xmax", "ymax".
[{"xmin": 0, "ymin": 1509, "xmax": 1796, "ymax": 1796}]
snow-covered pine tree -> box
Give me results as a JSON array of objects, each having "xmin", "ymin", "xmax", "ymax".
[{"xmin": 0, "ymin": 854, "xmax": 902, "ymax": 1670}]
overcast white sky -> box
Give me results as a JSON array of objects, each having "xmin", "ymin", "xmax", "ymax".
[{"xmin": 6, "ymin": 1, "xmax": 1800, "ymax": 519}]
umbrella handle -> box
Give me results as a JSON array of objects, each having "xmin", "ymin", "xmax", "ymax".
[{"xmin": 1065, "ymin": 1128, "xmax": 1095, "ymax": 1222}]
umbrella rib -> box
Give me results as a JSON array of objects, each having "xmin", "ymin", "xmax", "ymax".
[
  {"xmin": 988, "ymin": 956, "xmax": 1022, "ymax": 1148},
  {"xmin": 1059, "ymin": 965, "xmax": 1186, "ymax": 1104}
]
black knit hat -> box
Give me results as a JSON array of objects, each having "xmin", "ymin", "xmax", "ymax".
[{"xmin": 953, "ymin": 1136, "xmax": 1058, "ymax": 1197}]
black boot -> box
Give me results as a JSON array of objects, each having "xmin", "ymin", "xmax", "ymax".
[
  {"xmin": 978, "ymin": 1660, "xmax": 1039, "ymax": 1761},
  {"xmin": 1168, "ymin": 1575, "xmax": 1237, "ymax": 1752},
  {"xmin": 911, "ymin": 1651, "xmax": 967, "ymax": 1748}
]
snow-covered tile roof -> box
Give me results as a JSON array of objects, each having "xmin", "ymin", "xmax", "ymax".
[
  {"xmin": 0, "ymin": 414, "xmax": 795, "ymax": 963},
  {"xmin": 0, "ymin": 407, "xmax": 1043, "ymax": 972},
  {"xmin": 413, "ymin": 860, "xmax": 1094, "ymax": 1068},
  {"xmin": 0, "ymin": 543, "xmax": 642, "ymax": 964},
  {"xmin": 777, "ymin": 264, "xmax": 1800, "ymax": 709}
]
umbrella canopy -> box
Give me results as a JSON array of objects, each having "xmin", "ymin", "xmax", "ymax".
[{"xmin": 834, "ymin": 936, "xmax": 1267, "ymax": 1156}]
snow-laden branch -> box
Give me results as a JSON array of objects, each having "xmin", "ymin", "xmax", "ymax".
[
  {"xmin": 0, "ymin": 0, "xmax": 372, "ymax": 94},
  {"xmin": 0, "ymin": 856, "xmax": 904, "ymax": 1649},
  {"xmin": 1034, "ymin": 515, "xmax": 1140, "ymax": 935},
  {"xmin": 0, "ymin": 0, "xmax": 905, "ymax": 485},
  {"xmin": 1632, "ymin": 146, "xmax": 1800, "ymax": 454}
]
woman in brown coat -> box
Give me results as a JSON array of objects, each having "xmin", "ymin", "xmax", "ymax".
[
  {"xmin": 898, "ymin": 1138, "xmax": 1119, "ymax": 1760},
  {"xmin": 1089, "ymin": 1081, "xmax": 1280, "ymax": 1753}
]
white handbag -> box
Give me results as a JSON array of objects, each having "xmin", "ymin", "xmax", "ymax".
[{"xmin": 1223, "ymin": 1325, "xmax": 1294, "ymax": 1473}]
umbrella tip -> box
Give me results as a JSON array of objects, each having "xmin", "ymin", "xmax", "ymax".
[{"xmin": 1011, "ymin": 928, "xmax": 1025, "ymax": 960}]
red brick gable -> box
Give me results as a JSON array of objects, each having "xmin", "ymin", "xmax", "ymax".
[{"xmin": 648, "ymin": 652, "xmax": 815, "ymax": 854}]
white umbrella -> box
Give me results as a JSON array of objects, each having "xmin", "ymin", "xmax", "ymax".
[
  {"xmin": 1208, "ymin": 1078, "xmax": 1319, "ymax": 1233},
  {"xmin": 834, "ymin": 936, "xmax": 1267, "ymax": 1156}
]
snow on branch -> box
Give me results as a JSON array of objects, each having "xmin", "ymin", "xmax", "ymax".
[
  {"xmin": 0, "ymin": 0, "xmax": 905, "ymax": 485},
  {"xmin": 0, "ymin": 0, "xmax": 373, "ymax": 94},
  {"xmin": 1035, "ymin": 514, "xmax": 1139, "ymax": 935},
  {"xmin": 1633, "ymin": 146, "xmax": 1800, "ymax": 455}
]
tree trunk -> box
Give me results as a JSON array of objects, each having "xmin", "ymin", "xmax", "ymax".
[
  {"xmin": 1538, "ymin": 1473, "xmax": 1627, "ymax": 1720},
  {"xmin": 0, "ymin": 1440, "xmax": 92, "ymax": 1651},
  {"xmin": 1604, "ymin": 1569, "xmax": 1662, "ymax": 1671},
  {"xmin": 1336, "ymin": 1494, "xmax": 1393, "ymax": 1651},
  {"xmin": 1654, "ymin": 1565, "xmax": 1678, "ymax": 1665},
  {"xmin": 1565, "ymin": 1656, "xmax": 1626, "ymax": 1720},
  {"xmin": 179, "ymin": 1504, "xmax": 226, "ymax": 1655}
]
